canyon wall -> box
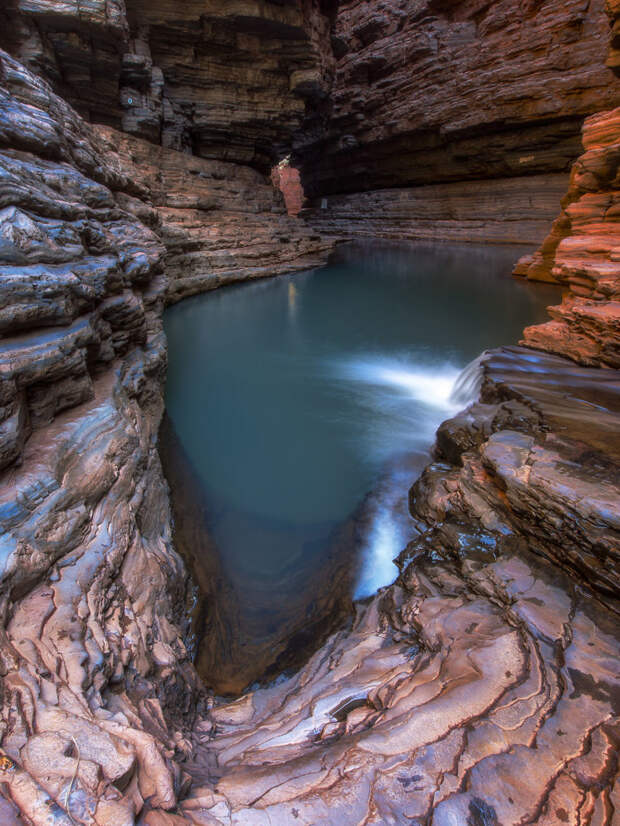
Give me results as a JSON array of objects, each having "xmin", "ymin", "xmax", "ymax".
[
  {"xmin": 515, "ymin": 108, "xmax": 620, "ymax": 367},
  {"xmin": 1, "ymin": 0, "xmax": 335, "ymax": 170},
  {"xmin": 299, "ymin": 0, "xmax": 620, "ymax": 245},
  {"xmin": 299, "ymin": 0, "xmax": 618, "ymax": 194},
  {"xmin": 0, "ymin": 50, "xmax": 209, "ymax": 823},
  {"xmin": 91, "ymin": 128, "xmax": 333, "ymax": 303},
  {"xmin": 305, "ymin": 174, "xmax": 570, "ymax": 244},
  {"xmin": 510, "ymin": 3, "xmax": 620, "ymax": 368},
  {"xmin": 0, "ymin": 3, "xmax": 337, "ymax": 816},
  {"xmin": 0, "ymin": 1, "xmax": 618, "ymax": 824}
]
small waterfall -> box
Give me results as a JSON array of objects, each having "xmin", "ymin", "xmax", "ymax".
[
  {"xmin": 449, "ymin": 354, "xmax": 486, "ymax": 407},
  {"xmin": 333, "ymin": 353, "xmax": 487, "ymax": 599},
  {"xmin": 335, "ymin": 356, "xmax": 462, "ymax": 410}
]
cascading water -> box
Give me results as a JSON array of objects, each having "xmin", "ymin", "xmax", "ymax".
[{"xmin": 332, "ymin": 355, "xmax": 485, "ymax": 597}]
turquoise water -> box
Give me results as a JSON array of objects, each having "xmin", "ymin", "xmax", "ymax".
[{"xmin": 163, "ymin": 242, "xmax": 560, "ymax": 670}]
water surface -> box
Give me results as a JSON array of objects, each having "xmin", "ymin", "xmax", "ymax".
[{"xmin": 163, "ymin": 242, "xmax": 560, "ymax": 689}]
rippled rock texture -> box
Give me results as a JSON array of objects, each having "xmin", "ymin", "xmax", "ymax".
[
  {"xmin": 181, "ymin": 549, "xmax": 619, "ymax": 825},
  {"xmin": 0, "ymin": 49, "xmax": 212, "ymax": 823},
  {"xmin": 0, "ymin": 46, "xmax": 335, "ymax": 823},
  {"xmin": 0, "ymin": 1, "xmax": 619, "ymax": 823},
  {"xmin": 167, "ymin": 346, "xmax": 619, "ymax": 826}
]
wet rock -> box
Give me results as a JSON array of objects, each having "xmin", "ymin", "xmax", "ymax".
[
  {"xmin": 0, "ymin": 48, "xmax": 208, "ymax": 824},
  {"xmin": 0, "ymin": 4, "xmax": 618, "ymax": 825},
  {"xmin": 180, "ymin": 538, "xmax": 619, "ymax": 824},
  {"xmin": 415, "ymin": 346, "xmax": 620, "ymax": 601}
]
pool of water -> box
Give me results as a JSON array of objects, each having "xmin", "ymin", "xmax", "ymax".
[{"xmin": 163, "ymin": 241, "xmax": 560, "ymax": 690}]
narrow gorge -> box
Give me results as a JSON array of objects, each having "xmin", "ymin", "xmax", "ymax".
[{"xmin": 0, "ymin": 2, "xmax": 618, "ymax": 825}]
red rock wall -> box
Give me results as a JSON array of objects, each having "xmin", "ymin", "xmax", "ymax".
[
  {"xmin": 305, "ymin": 173, "xmax": 570, "ymax": 245},
  {"xmin": 297, "ymin": 0, "xmax": 620, "ymax": 197},
  {"xmin": 516, "ymin": 108, "xmax": 620, "ymax": 367},
  {"xmin": 0, "ymin": 6, "xmax": 619, "ymax": 825},
  {"xmin": 95, "ymin": 128, "xmax": 332, "ymax": 303},
  {"xmin": 0, "ymin": 49, "xmax": 207, "ymax": 823},
  {"xmin": 512, "ymin": 4, "xmax": 620, "ymax": 368}
]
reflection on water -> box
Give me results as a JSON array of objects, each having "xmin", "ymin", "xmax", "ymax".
[{"xmin": 163, "ymin": 241, "xmax": 561, "ymax": 689}]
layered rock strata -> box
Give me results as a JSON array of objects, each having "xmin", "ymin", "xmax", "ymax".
[
  {"xmin": 0, "ymin": 47, "xmax": 333, "ymax": 824},
  {"xmin": 299, "ymin": 0, "xmax": 619, "ymax": 253},
  {"xmin": 297, "ymin": 0, "xmax": 619, "ymax": 196},
  {"xmin": 0, "ymin": 2, "xmax": 619, "ymax": 824},
  {"xmin": 2, "ymin": 0, "xmax": 335, "ymax": 171},
  {"xmin": 0, "ymin": 48, "xmax": 211, "ymax": 824},
  {"xmin": 305, "ymin": 173, "xmax": 570, "ymax": 246},
  {"xmin": 93, "ymin": 128, "xmax": 333, "ymax": 304},
  {"xmin": 175, "ymin": 351, "xmax": 619, "ymax": 826},
  {"xmin": 515, "ymin": 107, "xmax": 620, "ymax": 368}
]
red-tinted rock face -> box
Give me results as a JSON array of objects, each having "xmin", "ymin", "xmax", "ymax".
[
  {"xmin": 515, "ymin": 108, "xmax": 620, "ymax": 368},
  {"xmin": 0, "ymin": 45, "xmax": 334, "ymax": 823},
  {"xmin": 0, "ymin": 49, "xmax": 206, "ymax": 823},
  {"xmin": 297, "ymin": 0, "xmax": 619, "ymax": 196},
  {"xmin": 271, "ymin": 161, "xmax": 306, "ymax": 216},
  {"xmin": 515, "ymin": 1, "xmax": 620, "ymax": 367},
  {"xmin": 94, "ymin": 128, "xmax": 332, "ymax": 302},
  {"xmin": 0, "ymin": 1, "xmax": 619, "ymax": 824}
]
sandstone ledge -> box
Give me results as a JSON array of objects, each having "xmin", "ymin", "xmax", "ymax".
[{"xmin": 305, "ymin": 174, "xmax": 570, "ymax": 246}]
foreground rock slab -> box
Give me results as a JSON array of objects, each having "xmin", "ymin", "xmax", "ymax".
[
  {"xmin": 177, "ymin": 346, "xmax": 619, "ymax": 825},
  {"xmin": 0, "ymin": 48, "xmax": 331, "ymax": 824}
]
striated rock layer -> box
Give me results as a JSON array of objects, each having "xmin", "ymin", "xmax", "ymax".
[
  {"xmin": 305, "ymin": 173, "xmax": 571, "ymax": 246},
  {"xmin": 1, "ymin": 0, "xmax": 336, "ymax": 171},
  {"xmin": 299, "ymin": 0, "xmax": 620, "ymax": 253},
  {"xmin": 0, "ymin": 48, "xmax": 333, "ymax": 823},
  {"xmin": 0, "ymin": 48, "xmax": 208, "ymax": 824},
  {"xmin": 0, "ymin": 2, "xmax": 619, "ymax": 825},
  {"xmin": 515, "ymin": 107, "xmax": 620, "ymax": 368},
  {"xmin": 92, "ymin": 127, "xmax": 334, "ymax": 304},
  {"xmin": 297, "ymin": 0, "xmax": 619, "ymax": 196}
]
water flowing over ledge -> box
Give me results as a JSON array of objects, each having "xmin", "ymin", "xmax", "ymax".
[{"xmin": 333, "ymin": 353, "xmax": 484, "ymax": 597}]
